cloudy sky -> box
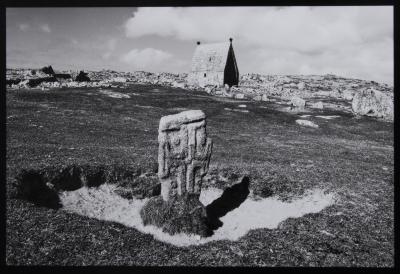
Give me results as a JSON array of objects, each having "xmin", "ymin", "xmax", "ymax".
[{"xmin": 6, "ymin": 7, "xmax": 393, "ymax": 85}]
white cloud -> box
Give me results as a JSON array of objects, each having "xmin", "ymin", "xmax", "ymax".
[
  {"xmin": 124, "ymin": 7, "xmax": 393, "ymax": 84},
  {"xmin": 40, "ymin": 24, "xmax": 51, "ymax": 33},
  {"xmin": 120, "ymin": 48, "xmax": 173, "ymax": 70},
  {"xmin": 18, "ymin": 23, "xmax": 29, "ymax": 31}
]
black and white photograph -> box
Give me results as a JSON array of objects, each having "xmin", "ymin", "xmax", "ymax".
[{"xmin": 4, "ymin": 4, "xmax": 395, "ymax": 267}]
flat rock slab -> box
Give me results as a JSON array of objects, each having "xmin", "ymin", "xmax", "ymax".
[{"xmin": 296, "ymin": 119, "xmax": 319, "ymax": 128}]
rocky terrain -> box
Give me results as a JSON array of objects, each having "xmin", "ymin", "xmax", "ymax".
[
  {"xmin": 6, "ymin": 67, "xmax": 394, "ymax": 121},
  {"xmin": 6, "ymin": 83, "xmax": 393, "ymax": 266}
]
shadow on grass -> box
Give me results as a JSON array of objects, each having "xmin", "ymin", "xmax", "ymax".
[{"xmin": 206, "ymin": 176, "xmax": 250, "ymax": 231}]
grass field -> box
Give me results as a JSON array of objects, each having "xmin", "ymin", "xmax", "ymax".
[{"xmin": 6, "ymin": 84, "xmax": 394, "ymax": 266}]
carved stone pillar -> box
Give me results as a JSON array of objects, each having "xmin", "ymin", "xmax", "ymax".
[
  {"xmin": 140, "ymin": 110, "xmax": 213, "ymax": 237},
  {"xmin": 158, "ymin": 110, "xmax": 212, "ymax": 201}
]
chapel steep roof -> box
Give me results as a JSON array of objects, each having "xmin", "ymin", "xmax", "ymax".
[{"xmin": 190, "ymin": 42, "xmax": 232, "ymax": 72}]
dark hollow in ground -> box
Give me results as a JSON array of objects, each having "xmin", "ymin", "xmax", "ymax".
[
  {"xmin": 15, "ymin": 170, "xmax": 62, "ymax": 209},
  {"xmin": 14, "ymin": 164, "xmax": 251, "ymax": 236},
  {"xmin": 13, "ymin": 164, "xmax": 160, "ymax": 209},
  {"xmin": 206, "ymin": 176, "xmax": 250, "ymax": 231}
]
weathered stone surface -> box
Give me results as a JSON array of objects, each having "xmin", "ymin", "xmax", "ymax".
[
  {"xmin": 296, "ymin": 119, "xmax": 319, "ymax": 128},
  {"xmin": 352, "ymin": 88, "xmax": 393, "ymax": 120},
  {"xmin": 261, "ymin": 94, "xmax": 269, "ymax": 101},
  {"xmin": 157, "ymin": 110, "xmax": 212, "ymax": 201},
  {"xmin": 342, "ymin": 89, "xmax": 355, "ymax": 101},
  {"xmin": 311, "ymin": 101, "xmax": 324, "ymax": 109},
  {"xmin": 235, "ymin": 93, "xmax": 245, "ymax": 99},
  {"xmin": 159, "ymin": 110, "xmax": 206, "ymax": 132},
  {"xmin": 141, "ymin": 110, "xmax": 213, "ymax": 236},
  {"xmin": 290, "ymin": 96, "xmax": 306, "ymax": 108},
  {"xmin": 297, "ymin": 82, "xmax": 305, "ymax": 90}
]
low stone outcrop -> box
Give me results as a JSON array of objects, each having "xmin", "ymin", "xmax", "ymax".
[
  {"xmin": 352, "ymin": 88, "xmax": 393, "ymax": 121},
  {"xmin": 290, "ymin": 96, "xmax": 306, "ymax": 108},
  {"xmin": 310, "ymin": 101, "xmax": 324, "ymax": 109},
  {"xmin": 296, "ymin": 119, "xmax": 319, "ymax": 128}
]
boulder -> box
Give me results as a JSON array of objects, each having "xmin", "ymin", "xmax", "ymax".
[
  {"xmin": 224, "ymin": 84, "xmax": 230, "ymax": 92},
  {"xmin": 261, "ymin": 94, "xmax": 269, "ymax": 101},
  {"xmin": 342, "ymin": 89, "xmax": 354, "ymax": 101},
  {"xmin": 311, "ymin": 101, "xmax": 324, "ymax": 109},
  {"xmin": 172, "ymin": 81, "xmax": 185, "ymax": 88},
  {"xmin": 296, "ymin": 119, "xmax": 319, "ymax": 128},
  {"xmin": 297, "ymin": 82, "xmax": 305, "ymax": 90},
  {"xmin": 352, "ymin": 88, "xmax": 393, "ymax": 120},
  {"xmin": 290, "ymin": 96, "xmax": 306, "ymax": 108},
  {"xmin": 205, "ymin": 86, "xmax": 212, "ymax": 94},
  {"xmin": 235, "ymin": 93, "xmax": 245, "ymax": 99}
]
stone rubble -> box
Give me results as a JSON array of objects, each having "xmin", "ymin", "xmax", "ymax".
[
  {"xmin": 296, "ymin": 119, "xmax": 319, "ymax": 128},
  {"xmin": 6, "ymin": 67, "xmax": 393, "ymax": 120}
]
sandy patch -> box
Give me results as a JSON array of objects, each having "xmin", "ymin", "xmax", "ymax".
[{"xmin": 60, "ymin": 185, "xmax": 335, "ymax": 247}]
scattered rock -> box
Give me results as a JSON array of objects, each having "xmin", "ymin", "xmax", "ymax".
[
  {"xmin": 342, "ymin": 89, "xmax": 355, "ymax": 101},
  {"xmin": 233, "ymin": 109, "xmax": 249, "ymax": 113},
  {"xmin": 235, "ymin": 93, "xmax": 245, "ymax": 99},
  {"xmin": 296, "ymin": 119, "xmax": 319, "ymax": 128},
  {"xmin": 315, "ymin": 115, "xmax": 340, "ymax": 120},
  {"xmin": 172, "ymin": 81, "xmax": 186, "ymax": 88},
  {"xmin": 261, "ymin": 94, "xmax": 269, "ymax": 101},
  {"xmin": 352, "ymin": 88, "xmax": 393, "ymax": 120},
  {"xmin": 224, "ymin": 84, "xmax": 230, "ymax": 92},
  {"xmin": 290, "ymin": 96, "xmax": 306, "ymax": 108},
  {"xmin": 297, "ymin": 82, "xmax": 305, "ymax": 90},
  {"xmin": 311, "ymin": 101, "xmax": 324, "ymax": 109},
  {"xmin": 111, "ymin": 77, "xmax": 127, "ymax": 83}
]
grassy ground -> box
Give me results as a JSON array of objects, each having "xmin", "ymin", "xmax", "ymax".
[{"xmin": 6, "ymin": 85, "xmax": 394, "ymax": 266}]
